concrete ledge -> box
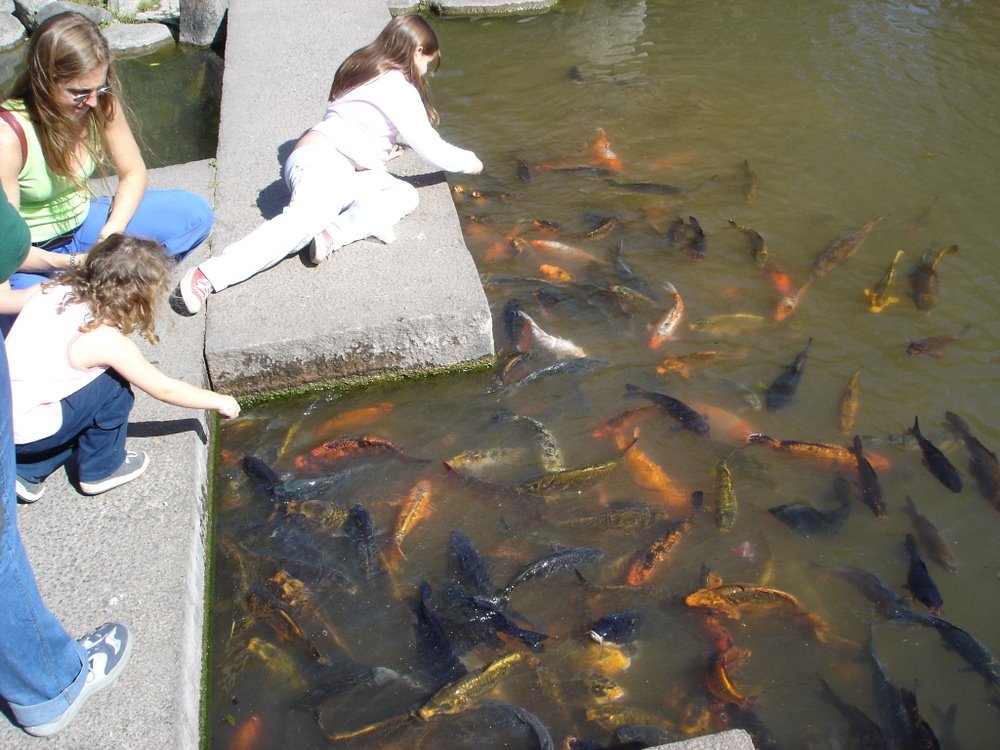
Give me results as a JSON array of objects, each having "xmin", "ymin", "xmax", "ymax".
[
  {"xmin": 0, "ymin": 160, "xmax": 214, "ymax": 750},
  {"xmin": 203, "ymin": 0, "xmax": 493, "ymax": 398},
  {"xmin": 656, "ymin": 729, "xmax": 757, "ymax": 750}
]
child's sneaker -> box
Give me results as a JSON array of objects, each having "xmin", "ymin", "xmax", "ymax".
[
  {"xmin": 179, "ymin": 267, "xmax": 213, "ymax": 315},
  {"xmin": 309, "ymin": 227, "xmax": 341, "ymax": 264},
  {"xmin": 79, "ymin": 450, "xmax": 150, "ymax": 495},
  {"xmin": 22, "ymin": 622, "xmax": 133, "ymax": 737},
  {"xmin": 15, "ymin": 475, "xmax": 45, "ymax": 503}
]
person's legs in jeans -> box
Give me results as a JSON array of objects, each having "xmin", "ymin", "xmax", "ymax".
[
  {"xmin": 15, "ymin": 371, "xmax": 134, "ymax": 487},
  {"xmin": 0, "ymin": 338, "xmax": 89, "ymax": 728}
]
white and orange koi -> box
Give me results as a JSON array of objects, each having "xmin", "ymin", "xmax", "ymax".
[
  {"xmin": 649, "ymin": 282, "xmax": 684, "ymax": 349},
  {"xmin": 516, "ymin": 311, "xmax": 586, "ymax": 359}
]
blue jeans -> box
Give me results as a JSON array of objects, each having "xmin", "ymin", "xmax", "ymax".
[
  {"xmin": 10, "ymin": 188, "xmax": 214, "ymax": 290},
  {"xmin": 0, "ymin": 336, "xmax": 88, "ymax": 728},
  {"xmin": 15, "ymin": 370, "xmax": 134, "ymax": 485}
]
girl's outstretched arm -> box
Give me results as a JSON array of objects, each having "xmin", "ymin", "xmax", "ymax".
[{"xmin": 71, "ymin": 325, "xmax": 240, "ymax": 419}]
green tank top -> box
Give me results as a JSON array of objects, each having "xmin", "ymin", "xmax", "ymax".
[{"xmin": 2, "ymin": 99, "xmax": 94, "ymax": 244}]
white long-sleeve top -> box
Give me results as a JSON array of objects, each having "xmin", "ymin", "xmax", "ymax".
[{"xmin": 311, "ymin": 70, "xmax": 479, "ymax": 174}]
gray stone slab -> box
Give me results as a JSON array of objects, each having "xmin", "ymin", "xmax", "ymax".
[
  {"xmin": 655, "ymin": 729, "xmax": 757, "ymax": 750},
  {"xmin": 388, "ymin": 0, "xmax": 559, "ymax": 15},
  {"xmin": 0, "ymin": 161, "xmax": 214, "ymax": 750},
  {"xmin": 178, "ymin": 0, "xmax": 226, "ymax": 47},
  {"xmin": 0, "ymin": 10, "xmax": 25, "ymax": 49},
  {"xmin": 204, "ymin": 0, "xmax": 493, "ymax": 397},
  {"xmin": 101, "ymin": 21, "xmax": 176, "ymax": 56}
]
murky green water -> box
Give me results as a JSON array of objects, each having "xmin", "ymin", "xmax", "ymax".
[
  {"xmin": 208, "ymin": 2, "xmax": 1000, "ymax": 748},
  {"xmin": 0, "ymin": 43, "xmax": 221, "ymax": 168}
]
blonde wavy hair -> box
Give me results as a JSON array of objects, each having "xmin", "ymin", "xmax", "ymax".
[
  {"xmin": 8, "ymin": 12, "xmax": 121, "ymax": 188},
  {"xmin": 45, "ymin": 234, "xmax": 172, "ymax": 344},
  {"xmin": 329, "ymin": 14, "xmax": 442, "ymax": 126}
]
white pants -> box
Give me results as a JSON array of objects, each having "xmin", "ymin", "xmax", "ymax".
[{"xmin": 200, "ymin": 142, "xmax": 419, "ymax": 292}]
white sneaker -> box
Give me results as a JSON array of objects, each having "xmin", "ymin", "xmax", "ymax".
[{"xmin": 309, "ymin": 227, "xmax": 340, "ymax": 264}]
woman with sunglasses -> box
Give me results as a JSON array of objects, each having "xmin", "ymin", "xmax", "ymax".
[
  {"xmin": 177, "ymin": 13, "xmax": 482, "ymax": 314},
  {"xmin": 0, "ymin": 12, "xmax": 213, "ymax": 292}
]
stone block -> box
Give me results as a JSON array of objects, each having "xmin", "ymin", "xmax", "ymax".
[
  {"xmin": 179, "ymin": 0, "xmax": 226, "ymax": 47},
  {"xmin": 101, "ymin": 21, "xmax": 175, "ymax": 55},
  {"xmin": 34, "ymin": 1, "xmax": 112, "ymax": 28},
  {"xmin": 0, "ymin": 11, "xmax": 25, "ymax": 50}
]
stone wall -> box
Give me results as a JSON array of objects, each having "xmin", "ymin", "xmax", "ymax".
[{"xmin": 0, "ymin": 0, "xmax": 228, "ymax": 51}]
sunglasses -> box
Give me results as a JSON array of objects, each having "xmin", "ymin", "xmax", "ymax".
[{"xmin": 69, "ymin": 83, "xmax": 113, "ymax": 105}]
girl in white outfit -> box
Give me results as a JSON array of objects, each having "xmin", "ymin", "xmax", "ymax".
[{"xmin": 179, "ymin": 14, "xmax": 483, "ymax": 314}]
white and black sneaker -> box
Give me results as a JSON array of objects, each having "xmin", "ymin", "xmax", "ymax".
[
  {"xmin": 15, "ymin": 475, "xmax": 45, "ymax": 503},
  {"xmin": 23, "ymin": 622, "xmax": 133, "ymax": 737},
  {"xmin": 79, "ymin": 450, "xmax": 150, "ymax": 495}
]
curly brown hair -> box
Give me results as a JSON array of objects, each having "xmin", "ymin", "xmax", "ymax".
[{"xmin": 45, "ymin": 234, "xmax": 172, "ymax": 344}]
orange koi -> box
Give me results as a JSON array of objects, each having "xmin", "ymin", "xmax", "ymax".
[
  {"xmin": 625, "ymin": 517, "xmax": 692, "ymax": 586},
  {"xmin": 615, "ymin": 430, "xmax": 690, "ymax": 514},
  {"xmin": 229, "ymin": 714, "xmax": 263, "ymax": 750},
  {"xmin": 483, "ymin": 235, "xmax": 525, "ymax": 261},
  {"xmin": 763, "ymin": 260, "xmax": 793, "ymax": 296},
  {"xmin": 317, "ymin": 402, "xmax": 395, "ymax": 435},
  {"xmin": 386, "ymin": 480, "xmax": 432, "ymax": 569},
  {"xmin": 746, "ymin": 433, "xmax": 890, "ymax": 472},
  {"xmin": 655, "ymin": 351, "xmax": 723, "ymax": 379},
  {"xmin": 706, "ymin": 647, "xmax": 753, "ymax": 707},
  {"xmin": 294, "ymin": 435, "xmax": 423, "ymax": 472},
  {"xmin": 648, "ymin": 282, "xmax": 684, "ymax": 349},
  {"xmin": 773, "ymin": 278, "xmax": 813, "ymax": 322},
  {"xmin": 591, "ymin": 405, "xmax": 658, "ymax": 439},
  {"xmin": 688, "ymin": 403, "xmax": 757, "ymax": 445},
  {"xmin": 539, "ymin": 263, "xmax": 571, "ymax": 282},
  {"xmin": 589, "ymin": 127, "xmax": 622, "ymax": 171}
]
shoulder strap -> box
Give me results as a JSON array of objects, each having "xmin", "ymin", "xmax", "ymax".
[{"xmin": 0, "ymin": 108, "xmax": 27, "ymax": 167}]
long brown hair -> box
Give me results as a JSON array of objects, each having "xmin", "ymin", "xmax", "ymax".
[
  {"xmin": 328, "ymin": 14, "xmax": 441, "ymax": 126},
  {"xmin": 45, "ymin": 234, "xmax": 172, "ymax": 344},
  {"xmin": 8, "ymin": 12, "xmax": 121, "ymax": 186}
]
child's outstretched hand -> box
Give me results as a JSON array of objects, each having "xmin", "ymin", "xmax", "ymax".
[{"xmin": 217, "ymin": 395, "xmax": 241, "ymax": 419}]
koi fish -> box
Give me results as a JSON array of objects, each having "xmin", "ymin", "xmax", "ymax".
[
  {"xmin": 417, "ymin": 652, "xmax": 536, "ymax": 720},
  {"xmin": 903, "ymin": 496, "xmax": 957, "ymax": 573},
  {"xmin": 529, "ymin": 238, "xmax": 606, "ymax": 265},
  {"xmin": 864, "ymin": 249, "xmax": 904, "ymax": 312},
  {"xmin": 514, "ymin": 437, "xmax": 635, "ymax": 495},
  {"xmin": 728, "ymin": 218, "xmax": 768, "ymax": 266},
  {"xmin": 837, "ymin": 367, "xmax": 862, "ymax": 434},
  {"xmin": 852, "ymin": 434, "xmax": 887, "ymax": 519},
  {"xmin": 316, "ymin": 401, "xmax": 395, "ymax": 437},
  {"xmin": 624, "ymin": 383, "xmax": 710, "ymax": 438},
  {"xmin": 910, "ymin": 416, "xmax": 962, "ymax": 493},
  {"xmin": 386, "ymin": 480, "xmax": 433, "ymax": 569},
  {"xmin": 589, "ymin": 127, "xmax": 622, "ymax": 170},
  {"xmin": 945, "ymin": 411, "xmax": 1000, "ymax": 510},
  {"xmin": 656, "ymin": 350, "xmax": 725, "ymax": 379},
  {"xmin": 539, "ymin": 263, "xmax": 571, "ymax": 281},
  {"xmin": 763, "ymin": 260, "xmax": 793, "ymax": 296},
  {"xmin": 764, "ymin": 337, "xmax": 812, "ymax": 411},
  {"xmin": 906, "ymin": 325, "xmax": 970, "ymax": 357},
  {"xmin": 625, "ymin": 517, "xmax": 693, "ymax": 586},
  {"xmin": 812, "ymin": 217, "xmax": 883, "ymax": 277},
  {"xmin": 689, "ymin": 313, "xmax": 767, "ymax": 336},
  {"xmin": 773, "ymin": 278, "xmax": 813, "ymax": 321},
  {"xmin": 665, "ymin": 215, "xmax": 707, "ymax": 260},
  {"xmin": 910, "ymin": 244, "xmax": 958, "ymax": 312},
  {"xmin": 715, "ymin": 459, "xmax": 737, "ymax": 531},
  {"xmin": 904, "ymin": 533, "xmax": 943, "ymax": 613},
  {"xmin": 590, "ymin": 404, "xmax": 658, "ymax": 438},
  {"xmin": 615, "ymin": 430, "xmax": 691, "ymax": 514},
  {"xmin": 707, "ymin": 646, "xmax": 753, "ymax": 707},
  {"xmin": 685, "ymin": 582, "xmax": 852, "ymax": 647},
  {"xmin": 688, "ymin": 402, "xmax": 758, "ymax": 445},
  {"xmin": 746, "ymin": 433, "xmax": 891, "ymax": 472},
  {"xmin": 228, "ymin": 714, "xmax": 263, "ymax": 750},
  {"xmin": 516, "ymin": 310, "xmax": 587, "ymax": 359},
  {"xmin": 294, "ymin": 435, "xmax": 427, "ymax": 472},
  {"xmin": 648, "ymin": 282, "xmax": 684, "ymax": 349}
]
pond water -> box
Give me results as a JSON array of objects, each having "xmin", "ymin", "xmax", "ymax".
[
  {"xmin": 207, "ymin": 2, "xmax": 1000, "ymax": 748},
  {"xmin": 0, "ymin": 42, "xmax": 222, "ymax": 168}
]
